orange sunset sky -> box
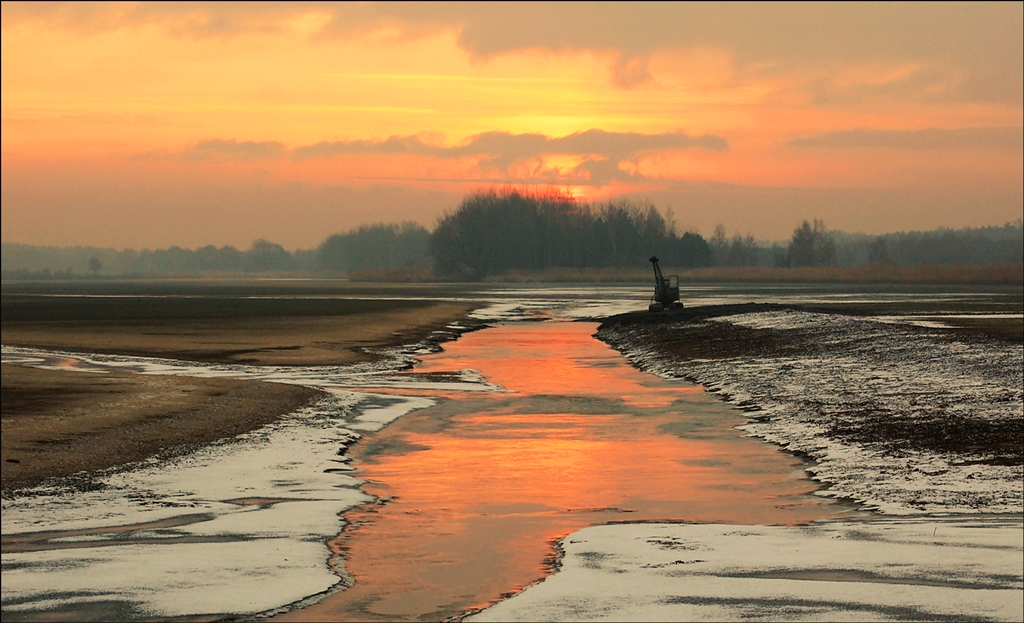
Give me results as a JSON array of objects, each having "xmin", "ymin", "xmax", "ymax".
[{"xmin": 2, "ymin": 2, "xmax": 1022, "ymax": 250}]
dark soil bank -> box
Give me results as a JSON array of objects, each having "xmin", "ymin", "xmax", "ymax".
[
  {"xmin": 595, "ymin": 302, "xmax": 1023, "ymax": 513},
  {"xmin": 598, "ymin": 303, "xmax": 1022, "ymax": 464}
]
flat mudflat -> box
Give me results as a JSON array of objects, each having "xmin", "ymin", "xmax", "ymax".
[
  {"xmin": 1, "ymin": 301, "xmax": 478, "ymax": 366},
  {"xmin": 1, "ymin": 364, "xmax": 324, "ymax": 494},
  {"xmin": 1, "ymin": 285, "xmax": 481, "ymax": 494}
]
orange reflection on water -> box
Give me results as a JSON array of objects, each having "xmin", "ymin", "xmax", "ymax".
[
  {"xmin": 414, "ymin": 322, "xmax": 698, "ymax": 407},
  {"xmin": 375, "ymin": 414, "xmax": 723, "ymax": 510},
  {"xmin": 280, "ymin": 322, "xmax": 851, "ymax": 622}
]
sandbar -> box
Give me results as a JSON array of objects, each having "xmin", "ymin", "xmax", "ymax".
[
  {"xmin": 1, "ymin": 364, "xmax": 324, "ymax": 493},
  {"xmin": 2, "ymin": 298, "xmax": 479, "ymax": 494},
  {"xmin": 1, "ymin": 302, "xmax": 478, "ymax": 366}
]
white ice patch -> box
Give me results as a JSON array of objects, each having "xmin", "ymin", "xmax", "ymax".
[
  {"xmin": 710, "ymin": 310, "xmax": 825, "ymax": 331},
  {"xmin": 871, "ymin": 313, "xmax": 1024, "ymax": 330},
  {"xmin": 346, "ymin": 394, "xmax": 436, "ymax": 431},
  {"xmin": 0, "ymin": 345, "xmax": 505, "ymax": 394},
  {"xmin": 2, "ymin": 538, "xmax": 337, "ymax": 618},
  {"xmin": 469, "ymin": 516, "xmax": 1024, "ymax": 622},
  {"xmin": 1, "ymin": 391, "xmax": 369, "ymax": 617}
]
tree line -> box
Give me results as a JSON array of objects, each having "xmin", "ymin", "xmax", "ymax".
[
  {"xmin": 430, "ymin": 189, "xmax": 709, "ymax": 279},
  {"xmin": 1, "ymin": 239, "xmax": 317, "ymax": 277},
  {"xmin": 2, "ymin": 189, "xmax": 1020, "ymax": 279},
  {"xmin": 696, "ymin": 218, "xmax": 1021, "ymax": 270}
]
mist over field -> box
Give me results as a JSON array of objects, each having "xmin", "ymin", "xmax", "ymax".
[{"xmin": 3, "ymin": 190, "xmax": 1021, "ymax": 282}]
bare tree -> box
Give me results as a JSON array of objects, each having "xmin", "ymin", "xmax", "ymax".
[
  {"xmin": 787, "ymin": 219, "xmax": 836, "ymax": 267},
  {"xmin": 728, "ymin": 234, "xmax": 759, "ymax": 267},
  {"xmin": 709, "ymin": 223, "xmax": 728, "ymax": 266},
  {"xmin": 868, "ymin": 237, "xmax": 889, "ymax": 264}
]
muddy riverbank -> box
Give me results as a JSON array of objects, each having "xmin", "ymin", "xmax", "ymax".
[
  {"xmin": 1, "ymin": 286, "xmax": 479, "ymax": 495},
  {"xmin": 597, "ymin": 303, "xmax": 1024, "ymax": 514},
  {"xmin": 4, "ymin": 284, "xmax": 1021, "ymax": 621}
]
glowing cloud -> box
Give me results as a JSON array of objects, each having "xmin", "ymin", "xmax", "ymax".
[{"xmin": 1, "ymin": 2, "xmax": 1020, "ymax": 248}]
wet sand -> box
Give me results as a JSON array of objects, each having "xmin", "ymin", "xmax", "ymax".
[
  {"xmin": 2, "ymin": 302, "xmax": 478, "ymax": 366},
  {"xmin": 595, "ymin": 300, "xmax": 1023, "ymax": 558},
  {"xmin": 1, "ymin": 364, "xmax": 323, "ymax": 493},
  {"xmin": 601, "ymin": 300, "xmax": 1024, "ymax": 343},
  {"xmin": 2, "ymin": 299, "xmax": 478, "ymax": 494}
]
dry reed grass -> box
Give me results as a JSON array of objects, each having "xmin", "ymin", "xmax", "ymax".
[
  {"xmin": 677, "ymin": 263, "xmax": 1023, "ymax": 285},
  {"xmin": 450, "ymin": 263, "xmax": 1023, "ymax": 285},
  {"xmin": 347, "ymin": 267, "xmax": 437, "ymax": 282}
]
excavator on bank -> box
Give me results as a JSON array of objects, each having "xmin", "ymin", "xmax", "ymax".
[{"xmin": 648, "ymin": 256, "xmax": 683, "ymax": 312}]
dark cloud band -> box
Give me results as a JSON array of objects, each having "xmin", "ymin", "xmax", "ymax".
[
  {"xmin": 179, "ymin": 129, "xmax": 727, "ymax": 185},
  {"xmin": 787, "ymin": 127, "xmax": 1023, "ymax": 150},
  {"xmin": 292, "ymin": 129, "xmax": 727, "ymax": 160}
]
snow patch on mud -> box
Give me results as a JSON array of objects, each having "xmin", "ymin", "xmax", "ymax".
[
  {"xmin": 468, "ymin": 516, "xmax": 1024, "ymax": 623},
  {"xmin": 1, "ymin": 391, "xmax": 369, "ymax": 617}
]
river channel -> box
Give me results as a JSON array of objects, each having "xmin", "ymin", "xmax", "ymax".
[
  {"xmin": 279, "ymin": 321, "xmax": 851, "ymax": 622},
  {"xmin": 15, "ymin": 284, "xmax": 965, "ymax": 620}
]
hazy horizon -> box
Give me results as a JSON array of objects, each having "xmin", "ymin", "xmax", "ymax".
[
  {"xmin": 2, "ymin": 210, "xmax": 1022, "ymax": 255},
  {"xmin": 2, "ymin": 2, "xmax": 1022, "ymax": 250}
]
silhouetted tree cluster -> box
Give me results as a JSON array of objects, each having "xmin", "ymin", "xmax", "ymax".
[
  {"xmin": 247, "ymin": 239, "xmax": 297, "ymax": 272},
  {"xmin": 430, "ymin": 189, "xmax": 710, "ymax": 279},
  {"xmin": 784, "ymin": 219, "xmax": 837, "ymax": 267},
  {"xmin": 867, "ymin": 237, "xmax": 889, "ymax": 264},
  {"xmin": 708, "ymin": 224, "xmax": 760, "ymax": 267},
  {"xmin": 877, "ymin": 222, "xmax": 1022, "ymax": 266},
  {"xmin": 317, "ymin": 222, "xmax": 430, "ymax": 272},
  {"xmin": 1, "ymin": 240, "xmax": 313, "ymax": 276},
  {"xmin": 831, "ymin": 220, "xmax": 1023, "ymax": 266}
]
